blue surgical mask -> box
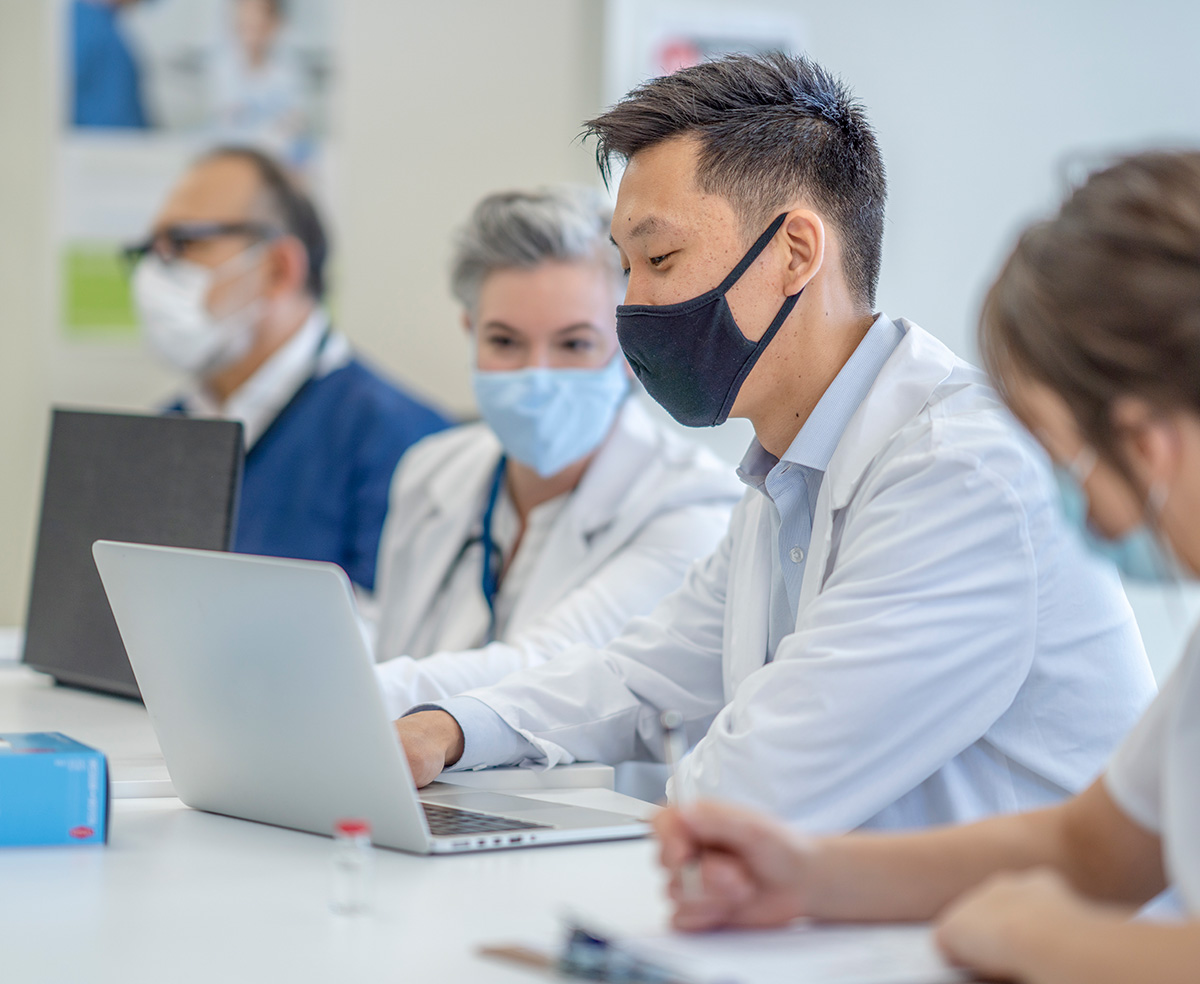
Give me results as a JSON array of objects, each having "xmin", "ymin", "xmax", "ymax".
[
  {"xmin": 1053, "ymin": 449, "xmax": 1174, "ymax": 582},
  {"xmin": 471, "ymin": 354, "xmax": 630, "ymax": 478}
]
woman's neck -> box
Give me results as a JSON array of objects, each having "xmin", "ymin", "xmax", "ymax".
[
  {"xmin": 501, "ymin": 402, "xmax": 627, "ymax": 522},
  {"xmin": 504, "ymin": 454, "xmax": 593, "ymax": 522}
]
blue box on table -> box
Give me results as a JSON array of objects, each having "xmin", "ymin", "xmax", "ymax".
[{"xmin": 0, "ymin": 732, "xmax": 109, "ymax": 846}]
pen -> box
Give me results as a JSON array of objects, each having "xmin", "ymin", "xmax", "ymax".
[{"xmin": 659, "ymin": 710, "xmax": 703, "ymax": 899}]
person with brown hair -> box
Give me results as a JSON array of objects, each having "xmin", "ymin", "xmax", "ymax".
[
  {"xmin": 654, "ymin": 150, "xmax": 1200, "ymax": 983},
  {"xmin": 393, "ymin": 53, "xmax": 1154, "ymax": 831}
]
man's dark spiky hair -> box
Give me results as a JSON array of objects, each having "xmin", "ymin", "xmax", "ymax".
[{"xmin": 582, "ymin": 52, "xmax": 886, "ymax": 307}]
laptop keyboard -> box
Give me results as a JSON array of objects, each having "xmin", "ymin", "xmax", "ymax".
[{"xmin": 421, "ymin": 801, "xmax": 551, "ymax": 836}]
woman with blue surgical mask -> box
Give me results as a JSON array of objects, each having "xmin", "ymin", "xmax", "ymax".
[
  {"xmin": 652, "ymin": 152, "xmax": 1200, "ymax": 983},
  {"xmin": 368, "ymin": 187, "xmax": 741, "ymax": 721}
]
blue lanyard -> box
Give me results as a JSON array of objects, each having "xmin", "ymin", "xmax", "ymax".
[{"xmin": 479, "ymin": 455, "xmax": 507, "ymax": 625}]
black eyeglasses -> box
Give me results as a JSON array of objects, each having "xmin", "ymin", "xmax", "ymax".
[{"xmin": 122, "ymin": 221, "xmax": 283, "ymax": 267}]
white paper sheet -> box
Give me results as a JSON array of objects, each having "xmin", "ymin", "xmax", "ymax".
[{"xmin": 621, "ymin": 921, "xmax": 968, "ymax": 984}]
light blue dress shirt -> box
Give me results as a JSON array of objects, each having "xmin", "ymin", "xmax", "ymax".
[
  {"xmin": 738, "ymin": 315, "xmax": 904, "ymax": 658},
  {"xmin": 417, "ymin": 315, "xmax": 905, "ymax": 770}
]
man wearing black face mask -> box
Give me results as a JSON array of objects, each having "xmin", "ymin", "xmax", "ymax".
[{"xmin": 393, "ymin": 54, "xmax": 1155, "ymax": 832}]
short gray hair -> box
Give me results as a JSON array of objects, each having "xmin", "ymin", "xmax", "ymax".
[{"xmin": 450, "ymin": 185, "xmax": 623, "ymax": 312}]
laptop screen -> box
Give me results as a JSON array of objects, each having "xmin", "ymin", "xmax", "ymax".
[{"xmin": 21, "ymin": 409, "xmax": 244, "ymax": 697}]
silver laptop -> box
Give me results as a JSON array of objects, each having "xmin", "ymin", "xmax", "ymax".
[{"xmin": 91, "ymin": 541, "xmax": 647, "ymax": 854}]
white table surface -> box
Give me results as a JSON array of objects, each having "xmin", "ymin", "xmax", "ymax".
[
  {"xmin": 0, "ymin": 794, "xmax": 668, "ymax": 984},
  {"xmin": 0, "ymin": 655, "xmax": 669, "ymax": 983},
  {"xmin": 0, "ymin": 642, "xmax": 961, "ymax": 984},
  {"xmin": 0, "ymin": 660, "xmax": 167, "ymax": 791}
]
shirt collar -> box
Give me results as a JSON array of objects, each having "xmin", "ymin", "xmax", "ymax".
[
  {"xmin": 737, "ymin": 313, "xmax": 905, "ymax": 489},
  {"xmin": 183, "ymin": 307, "xmax": 332, "ymax": 449}
]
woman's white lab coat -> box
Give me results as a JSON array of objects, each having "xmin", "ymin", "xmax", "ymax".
[
  {"xmin": 462, "ymin": 321, "xmax": 1158, "ymax": 832},
  {"xmin": 370, "ymin": 398, "xmax": 742, "ymax": 717}
]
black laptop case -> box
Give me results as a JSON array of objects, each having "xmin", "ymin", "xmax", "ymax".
[{"xmin": 21, "ymin": 408, "xmax": 243, "ymax": 697}]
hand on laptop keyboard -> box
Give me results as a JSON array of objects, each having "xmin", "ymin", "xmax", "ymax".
[{"xmin": 394, "ymin": 711, "xmax": 465, "ymax": 787}]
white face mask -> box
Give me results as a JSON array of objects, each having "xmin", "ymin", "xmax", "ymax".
[{"xmin": 133, "ymin": 246, "xmax": 267, "ymax": 376}]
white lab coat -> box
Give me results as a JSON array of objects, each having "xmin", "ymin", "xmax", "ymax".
[
  {"xmin": 370, "ymin": 398, "xmax": 742, "ymax": 716},
  {"xmin": 463, "ymin": 321, "xmax": 1157, "ymax": 832}
]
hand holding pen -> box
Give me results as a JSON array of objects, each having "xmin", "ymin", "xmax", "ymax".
[
  {"xmin": 659, "ymin": 710, "xmax": 703, "ymax": 900},
  {"xmin": 653, "ymin": 798, "xmax": 817, "ymax": 933}
]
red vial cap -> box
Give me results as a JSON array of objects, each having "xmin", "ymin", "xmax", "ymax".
[{"xmin": 334, "ymin": 818, "xmax": 371, "ymax": 837}]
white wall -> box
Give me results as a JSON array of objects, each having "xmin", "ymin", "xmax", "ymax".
[
  {"xmin": 335, "ymin": 0, "xmax": 606, "ymax": 416},
  {"xmin": 796, "ymin": 0, "xmax": 1200, "ymax": 363},
  {"xmin": 0, "ymin": 1, "xmax": 55, "ymax": 628},
  {"xmin": 2, "ymin": 0, "xmax": 1199, "ymax": 676}
]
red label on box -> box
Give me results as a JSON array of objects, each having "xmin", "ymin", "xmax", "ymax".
[{"xmin": 69, "ymin": 826, "xmax": 94, "ymax": 839}]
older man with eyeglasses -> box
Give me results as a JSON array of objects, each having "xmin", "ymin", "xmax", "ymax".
[{"xmin": 127, "ymin": 145, "xmax": 451, "ymax": 591}]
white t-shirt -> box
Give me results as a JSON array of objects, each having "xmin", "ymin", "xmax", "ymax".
[{"xmin": 1106, "ymin": 628, "xmax": 1200, "ymax": 914}]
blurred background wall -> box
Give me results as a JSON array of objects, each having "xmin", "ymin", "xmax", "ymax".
[
  {"xmin": 3, "ymin": 0, "xmax": 1199, "ymax": 676},
  {"xmin": 0, "ymin": 3, "xmax": 56, "ymax": 642}
]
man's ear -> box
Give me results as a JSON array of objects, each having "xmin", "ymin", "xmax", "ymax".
[
  {"xmin": 264, "ymin": 236, "xmax": 309, "ymax": 298},
  {"xmin": 461, "ymin": 312, "xmax": 474, "ymax": 335},
  {"xmin": 780, "ymin": 209, "xmax": 824, "ymax": 297},
  {"xmin": 1111, "ymin": 396, "xmax": 1182, "ymax": 491}
]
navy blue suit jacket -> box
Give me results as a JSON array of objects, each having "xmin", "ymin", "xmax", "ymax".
[{"xmin": 173, "ymin": 357, "xmax": 452, "ymax": 591}]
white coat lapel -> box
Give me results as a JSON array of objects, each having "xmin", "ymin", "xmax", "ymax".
[
  {"xmin": 795, "ymin": 320, "xmax": 960, "ymax": 615},
  {"xmin": 507, "ymin": 401, "xmax": 650, "ymax": 632},
  {"xmin": 724, "ymin": 494, "xmax": 774, "ymax": 696},
  {"xmin": 385, "ymin": 445, "xmax": 499, "ymax": 657}
]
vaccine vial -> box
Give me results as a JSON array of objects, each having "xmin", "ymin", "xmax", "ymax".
[{"xmin": 329, "ymin": 818, "xmax": 373, "ymax": 916}]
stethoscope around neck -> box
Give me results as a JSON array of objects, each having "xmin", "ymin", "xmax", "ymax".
[
  {"xmin": 434, "ymin": 455, "xmax": 508, "ymax": 643},
  {"xmin": 478, "ymin": 454, "xmax": 507, "ymax": 621}
]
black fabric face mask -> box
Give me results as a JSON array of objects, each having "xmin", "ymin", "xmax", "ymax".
[{"xmin": 616, "ymin": 213, "xmax": 802, "ymax": 427}]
